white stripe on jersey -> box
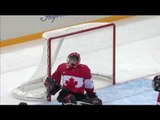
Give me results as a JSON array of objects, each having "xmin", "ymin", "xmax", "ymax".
[{"xmin": 84, "ymin": 79, "xmax": 94, "ymax": 89}]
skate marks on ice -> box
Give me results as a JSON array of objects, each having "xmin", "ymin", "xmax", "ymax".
[{"xmin": 96, "ymin": 79, "xmax": 158, "ymax": 105}]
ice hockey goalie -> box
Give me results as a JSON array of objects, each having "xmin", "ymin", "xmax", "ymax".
[{"xmin": 44, "ymin": 52, "xmax": 102, "ymax": 105}]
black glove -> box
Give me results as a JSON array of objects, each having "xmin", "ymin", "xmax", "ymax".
[
  {"xmin": 44, "ymin": 77, "xmax": 61, "ymax": 95},
  {"xmin": 57, "ymin": 88, "xmax": 77, "ymax": 104},
  {"xmin": 57, "ymin": 88, "xmax": 71, "ymax": 102}
]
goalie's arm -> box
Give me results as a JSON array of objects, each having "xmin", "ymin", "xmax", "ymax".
[{"xmin": 83, "ymin": 66, "xmax": 98, "ymax": 98}]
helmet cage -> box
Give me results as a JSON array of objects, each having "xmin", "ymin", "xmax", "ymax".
[{"xmin": 67, "ymin": 52, "xmax": 81, "ymax": 67}]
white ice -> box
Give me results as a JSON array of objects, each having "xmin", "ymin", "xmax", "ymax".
[{"xmin": 1, "ymin": 16, "xmax": 160, "ymax": 105}]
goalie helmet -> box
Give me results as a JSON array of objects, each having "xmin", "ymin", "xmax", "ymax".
[
  {"xmin": 152, "ymin": 75, "xmax": 160, "ymax": 92},
  {"xmin": 67, "ymin": 52, "xmax": 81, "ymax": 67}
]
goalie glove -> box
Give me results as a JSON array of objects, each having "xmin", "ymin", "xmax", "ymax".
[{"xmin": 44, "ymin": 77, "xmax": 61, "ymax": 95}]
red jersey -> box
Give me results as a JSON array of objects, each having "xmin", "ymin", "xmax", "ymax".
[{"xmin": 51, "ymin": 63, "xmax": 94, "ymax": 95}]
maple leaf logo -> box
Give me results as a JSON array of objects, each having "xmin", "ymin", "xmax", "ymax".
[{"xmin": 65, "ymin": 77, "xmax": 78, "ymax": 88}]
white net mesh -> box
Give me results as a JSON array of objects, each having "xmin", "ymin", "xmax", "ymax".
[{"xmin": 12, "ymin": 22, "xmax": 115, "ymax": 101}]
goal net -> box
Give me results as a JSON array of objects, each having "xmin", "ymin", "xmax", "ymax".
[{"xmin": 12, "ymin": 22, "xmax": 116, "ymax": 101}]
